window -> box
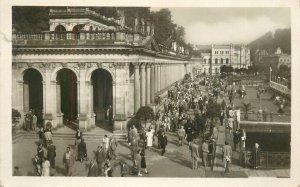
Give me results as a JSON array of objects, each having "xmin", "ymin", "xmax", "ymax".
[
  {"xmin": 221, "ymin": 58, "xmax": 224, "ymax": 64},
  {"xmin": 204, "ymin": 59, "xmax": 206, "ymax": 64},
  {"xmin": 215, "ymin": 68, "xmax": 218, "ymax": 73},
  {"xmin": 204, "ymin": 68, "xmax": 206, "ymax": 73},
  {"xmin": 226, "ymin": 58, "xmax": 229, "ymax": 64},
  {"xmin": 209, "ymin": 58, "xmax": 211, "ymax": 64},
  {"xmin": 215, "ymin": 58, "xmax": 218, "ymax": 64}
]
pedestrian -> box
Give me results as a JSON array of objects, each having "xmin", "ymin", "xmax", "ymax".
[
  {"xmin": 139, "ymin": 149, "xmax": 149, "ymax": 174},
  {"xmin": 219, "ymin": 110, "xmax": 225, "ymax": 126},
  {"xmin": 47, "ymin": 141, "xmax": 56, "ymax": 170},
  {"xmin": 177, "ymin": 126, "xmax": 186, "ymax": 146},
  {"xmin": 77, "ymin": 138, "xmax": 87, "ymax": 162},
  {"xmin": 240, "ymin": 129, "xmax": 246, "ymax": 151},
  {"xmin": 190, "ymin": 139, "xmax": 199, "ymax": 169},
  {"xmin": 44, "ymin": 124, "xmax": 52, "ymax": 147},
  {"xmin": 41, "ymin": 157, "xmax": 50, "ymax": 176},
  {"xmin": 102, "ymin": 135, "xmax": 109, "ymax": 150},
  {"xmin": 109, "ymin": 135, "xmax": 118, "ymax": 160},
  {"xmin": 160, "ymin": 132, "xmax": 168, "ymax": 156},
  {"xmin": 88, "ymin": 159, "xmax": 98, "ymax": 177},
  {"xmin": 250, "ymin": 143, "xmax": 261, "ymax": 169},
  {"xmin": 37, "ymin": 142, "xmax": 45, "ymax": 163},
  {"xmin": 103, "ymin": 159, "xmax": 113, "ymax": 177},
  {"xmin": 146, "ymin": 128, "xmax": 154, "ymax": 149},
  {"xmin": 201, "ymin": 139, "xmax": 209, "ymax": 167},
  {"xmin": 38, "ymin": 127, "xmax": 45, "ymax": 146},
  {"xmin": 96, "ymin": 146, "xmax": 106, "ymax": 176},
  {"xmin": 222, "ymin": 141, "xmax": 232, "ymax": 173},
  {"xmin": 233, "ymin": 129, "xmax": 241, "ymax": 152},
  {"xmin": 32, "ymin": 113, "xmax": 37, "ymax": 131},
  {"xmin": 24, "ymin": 112, "xmax": 31, "ymax": 131},
  {"xmin": 63, "ymin": 146, "xmax": 75, "ymax": 176}
]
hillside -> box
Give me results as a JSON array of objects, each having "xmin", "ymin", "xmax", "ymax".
[{"xmin": 247, "ymin": 28, "xmax": 291, "ymax": 60}]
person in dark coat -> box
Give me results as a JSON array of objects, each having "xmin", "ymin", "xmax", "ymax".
[
  {"xmin": 140, "ymin": 149, "xmax": 149, "ymax": 174},
  {"xmin": 160, "ymin": 132, "xmax": 168, "ymax": 156},
  {"xmin": 96, "ymin": 146, "xmax": 106, "ymax": 176},
  {"xmin": 37, "ymin": 143, "xmax": 45, "ymax": 164},
  {"xmin": 88, "ymin": 159, "xmax": 98, "ymax": 177},
  {"xmin": 77, "ymin": 138, "xmax": 87, "ymax": 162},
  {"xmin": 233, "ymin": 129, "xmax": 241, "ymax": 152},
  {"xmin": 47, "ymin": 142, "xmax": 56, "ymax": 169}
]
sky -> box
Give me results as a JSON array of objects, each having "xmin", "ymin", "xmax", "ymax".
[{"xmin": 151, "ymin": 7, "xmax": 290, "ymax": 45}]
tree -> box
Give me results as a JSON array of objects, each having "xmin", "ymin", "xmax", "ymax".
[
  {"xmin": 12, "ymin": 108, "xmax": 21, "ymax": 124},
  {"xmin": 240, "ymin": 102, "xmax": 255, "ymax": 120},
  {"xmin": 135, "ymin": 106, "xmax": 155, "ymax": 128},
  {"xmin": 12, "ymin": 7, "xmax": 50, "ymax": 32},
  {"xmin": 127, "ymin": 117, "xmax": 141, "ymax": 131},
  {"xmin": 220, "ymin": 65, "xmax": 233, "ymax": 75}
]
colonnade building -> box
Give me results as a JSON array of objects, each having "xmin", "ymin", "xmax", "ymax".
[{"xmin": 12, "ymin": 7, "xmax": 192, "ymax": 132}]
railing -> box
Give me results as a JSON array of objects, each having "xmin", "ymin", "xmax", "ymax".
[
  {"xmin": 13, "ymin": 31, "xmax": 189, "ymax": 58},
  {"xmin": 270, "ymin": 81, "xmax": 290, "ymax": 95},
  {"xmin": 240, "ymin": 112, "xmax": 291, "ymax": 122},
  {"xmin": 241, "ymin": 151, "xmax": 290, "ymax": 169}
]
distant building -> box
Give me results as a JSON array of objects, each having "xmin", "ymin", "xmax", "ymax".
[
  {"xmin": 191, "ymin": 44, "xmax": 250, "ymax": 75},
  {"xmin": 255, "ymin": 47, "xmax": 291, "ymax": 73}
]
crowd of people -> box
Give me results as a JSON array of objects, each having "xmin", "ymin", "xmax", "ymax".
[{"xmin": 14, "ymin": 73, "xmax": 289, "ymax": 177}]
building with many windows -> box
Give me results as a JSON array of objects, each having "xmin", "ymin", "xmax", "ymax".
[{"xmin": 192, "ymin": 44, "xmax": 250, "ymax": 75}]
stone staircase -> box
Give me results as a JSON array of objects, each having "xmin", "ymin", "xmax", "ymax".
[{"xmin": 12, "ymin": 127, "xmax": 127, "ymax": 143}]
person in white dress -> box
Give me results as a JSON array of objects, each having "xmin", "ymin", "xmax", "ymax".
[
  {"xmin": 146, "ymin": 129, "xmax": 154, "ymax": 149},
  {"xmin": 41, "ymin": 158, "xmax": 50, "ymax": 176}
]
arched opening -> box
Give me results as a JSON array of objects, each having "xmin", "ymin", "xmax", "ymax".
[
  {"xmin": 226, "ymin": 58, "xmax": 229, "ymax": 64},
  {"xmin": 215, "ymin": 58, "xmax": 218, "ymax": 64},
  {"xmin": 91, "ymin": 69, "xmax": 113, "ymax": 127},
  {"xmin": 54, "ymin": 25, "xmax": 66, "ymax": 40},
  {"xmin": 72, "ymin": 24, "xmax": 85, "ymax": 40},
  {"xmin": 23, "ymin": 68, "xmax": 43, "ymax": 127},
  {"xmin": 221, "ymin": 58, "xmax": 224, "ymax": 64},
  {"xmin": 57, "ymin": 69, "xmax": 78, "ymax": 128}
]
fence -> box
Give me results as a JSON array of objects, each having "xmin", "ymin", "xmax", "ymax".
[
  {"xmin": 241, "ymin": 151, "xmax": 290, "ymax": 169},
  {"xmin": 240, "ymin": 112, "xmax": 291, "ymax": 122}
]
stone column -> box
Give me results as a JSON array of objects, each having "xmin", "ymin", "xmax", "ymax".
[
  {"xmin": 113, "ymin": 64, "xmax": 128, "ymax": 132},
  {"xmin": 154, "ymin": 65, "xmax": 158, "ymax": 93},
  {"xmin": 56, "ymin": 82, "xmax": 63, "ymax": 126},
  {"xmin": 23, "ymin": 81, "xmax": 29, "ymax": 113},
  {"xmin": 146, "ymin": 64, "xmax": 151, "ymax": 105},
  {"xmin": 157, "ymin": 64, "xmax": 161, "ymax": 91},
  {"xmin": 140, "ymin": 64, "xmax": 146, "ymax": 106},
  {"xmin": 88, "ymin": 81, "xmax": 95, "ymax": 128},
  {"xmin": 44, "ymin": 67, "xmax": 58, "ymax": 128},
  {"xmin": 150, "ymin": 65, "xmax": 155, "ymax": 103},
  {"xmin": 134, "ymin": 64, "xmax": 140, "ymax": 113},
  {"xmin": 78, "ymin": 64, "xmax": 89, "ymax": 131}
]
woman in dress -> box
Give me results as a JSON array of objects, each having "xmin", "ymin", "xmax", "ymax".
[
  {"xmin": 146, "ymin": 129, "xmax": 153, "ymax": 150},
  {"xmin": 41, "ymin": 157, "xmax": 50, "ymax": 176}
]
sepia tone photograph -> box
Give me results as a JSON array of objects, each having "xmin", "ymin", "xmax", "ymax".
[{"xmin": 9, "ymin": 6, "xmax": 292, "ymax": 179}]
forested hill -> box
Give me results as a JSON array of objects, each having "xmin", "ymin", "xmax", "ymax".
[{"xmin": 247, "ymin": 28, "xmax": 291, "ymax": 55}]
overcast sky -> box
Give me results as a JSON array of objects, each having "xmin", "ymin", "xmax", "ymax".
[{"xmin": 151, "ymin": 7, "xmax": 290, "ymax": 45}]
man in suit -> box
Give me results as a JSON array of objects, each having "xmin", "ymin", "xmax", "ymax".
[
  {"xmin": 190, "ymin": 140, "xmax": 199, "ymax": 169},
  {"xmin": 160, "ymin": 132, "xmax": 168, "ymax": 156},
  {"xmin": 201, "ymin": 140, "xmax": 209, "ymax": 167},
  {"xmin": 62, "ymin": 146, "xmax": 75, "ymax": 176},
  {"xmin": 78, "ymin": 138, "xmax": 87, "ymax": 162},
  {"xmin": 96, "ymin": 146, "xmax": 106, "ymax": 176},
  {"xmin": 222, "ymin": 141, "xmax": 232, "ymax": 173},
  {"xmin": 47, "ymin": 142, "xmax": 56, "ymax": 169},
  {"xmin": 109, "ymin": 135, "xmax": 118, "ymax": 160}
]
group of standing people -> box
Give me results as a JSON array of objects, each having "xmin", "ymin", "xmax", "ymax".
[{"xmin": 24, "ymin": 109, "xmax": 38, "ymax": 131}]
